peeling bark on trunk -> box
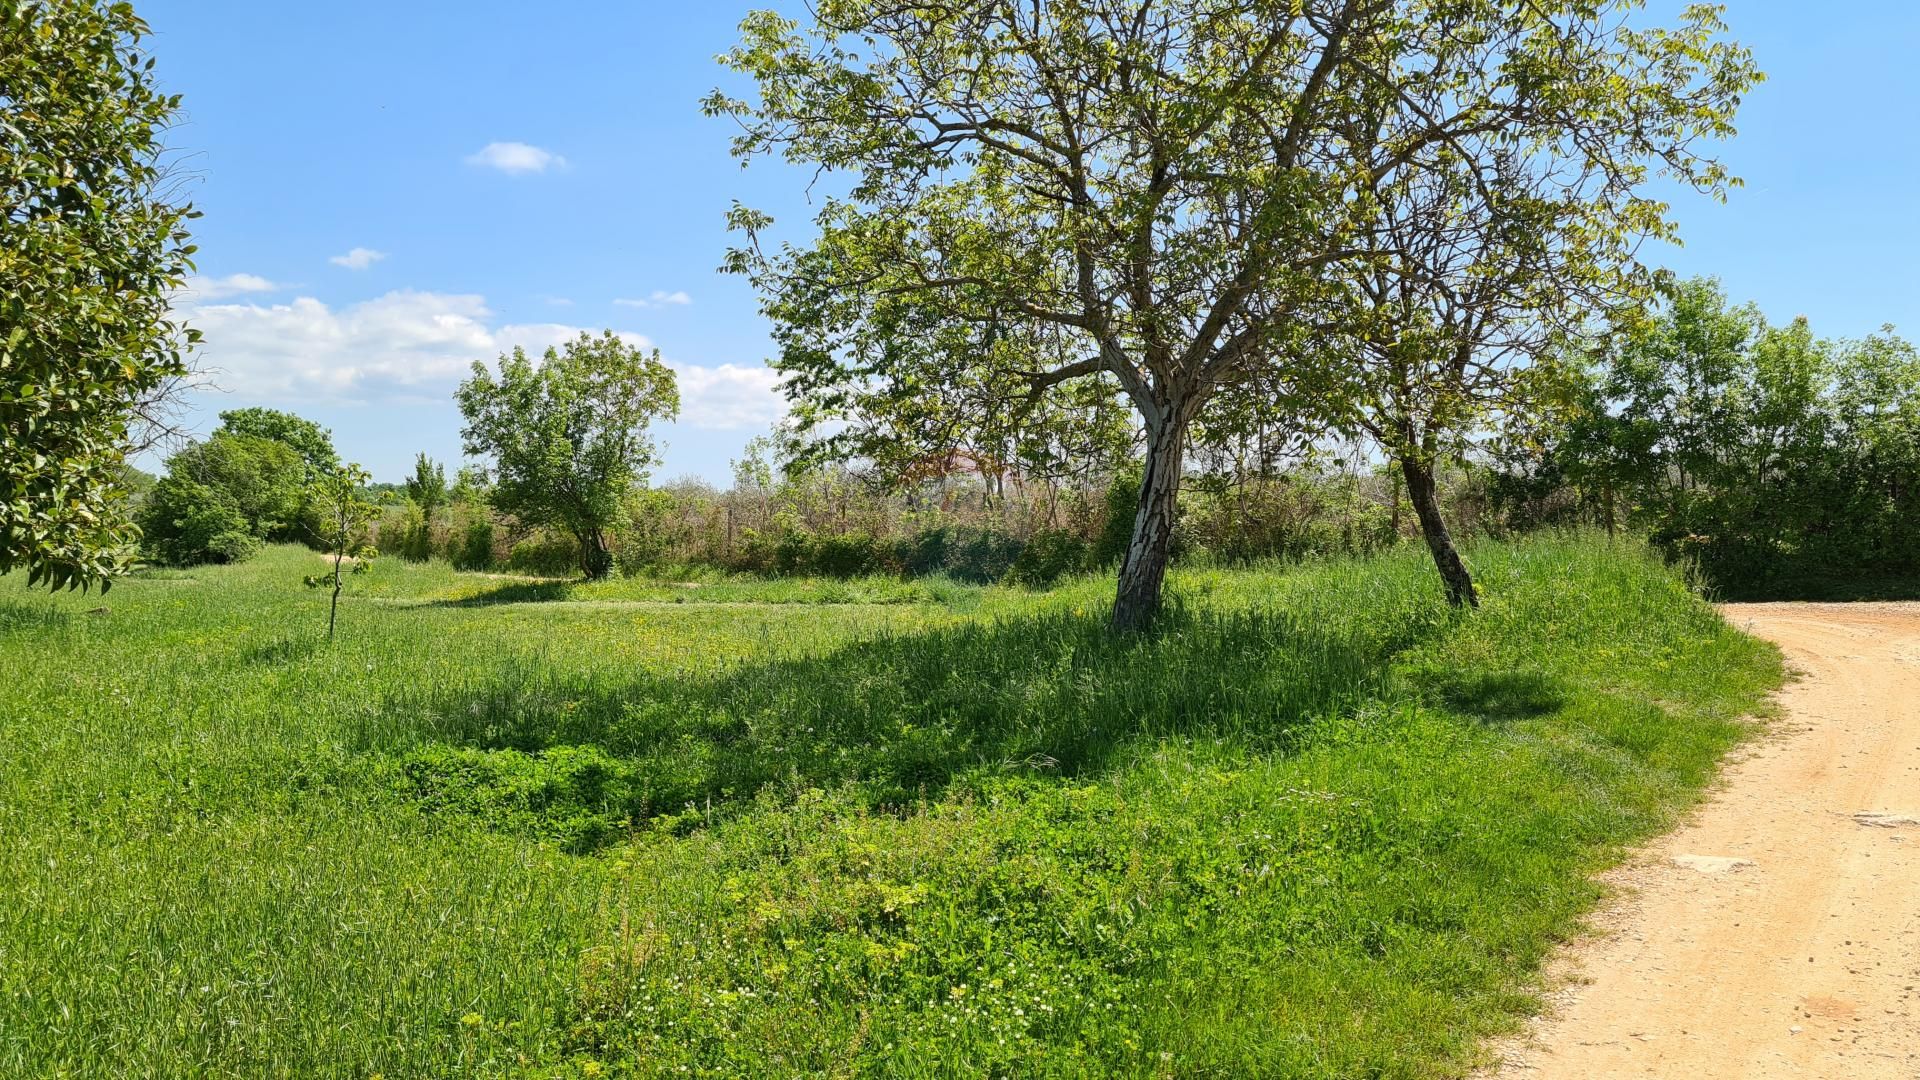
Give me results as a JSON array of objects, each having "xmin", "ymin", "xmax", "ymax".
[
  {"xmin": 1400, "ymin": 456, "xmax": 1477, "ymax": 608},
  {"xmin": 1110, "ymin": 419, "xmax": 1187, "ymax": 633}
]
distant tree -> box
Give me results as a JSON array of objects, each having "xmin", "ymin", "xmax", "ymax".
[
  {"xmin": 304, "ymin": 463, "xmax": 378, "ymax": 641},
  {"xmin": 1504, "ymin": 280, "xmax": 1920, "ymax": 589},
  {"xmin": 405, "ymin": 453, "xmax": 448, "ymax": 520},
  {"xmin": 138, "ymin": 477, "xmax": 257, "ymax": 567},
  {"xmin": 456, "ymin": 331, "xmax": 679, "ymax": 578},
  {"xmin": 215, "ymin": 408, "xmax": 339, "ymax": 477},
  {"xmin": 713, "ymin": 0, "xmax": 1761, "ymax": 630},
  {"xmin": 1, "ymin": 0, "xmax": 200, "ymax": 592},
  {"xmin": 117, "ymin": 464, "xmax": 159, "ymax": 511},
  {"xmin": 139, "ymin": 434, "xmax": 309, "ymax": 564},
  {"xmin": 448, "ymin": 464, "xmax": 491, "ymax": 507}
]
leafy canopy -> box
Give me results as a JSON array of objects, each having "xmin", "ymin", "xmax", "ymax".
[
  {"xmin": 710, "ymin": 0, "xmax": 1760, "ymax": 627},
  {"xmin": 215, "ymin": 408, "xmax": 340, "ymax": 477},
  {"xmin": 1, "ymin": 0, "xmax": 200, "ymax": 590}
]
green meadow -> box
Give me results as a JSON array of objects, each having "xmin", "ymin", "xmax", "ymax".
[{"xmin": 0, "ymin": 536, "xmax": 1780, "ymax": 1078}]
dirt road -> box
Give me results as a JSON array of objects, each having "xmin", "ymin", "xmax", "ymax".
[{"xmin": 1485, "ymin": 602, "xmax": 1920, "ymax": 1079}]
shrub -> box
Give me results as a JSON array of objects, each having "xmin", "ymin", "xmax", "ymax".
[
  {"xmin": 139, "ymin": 477, "xmax": 260, "ymax": 566},
  {"xmin": 402, "ymin": 513, "xmax": 434, "ymax": 563},
  {"xmin": 375, "ymin": 503, "xmax": 434, "ymax": 562},
  {"xmin": 1005, "ymin": 528, "xmax": 1088, "ymax": 586},
  {"xmin": 507, "ymin": 533, "xmax": 580, "ymax": 577},
  {"xmin": 1091, "ymin": 467, "xmax": 1142, "ymax": 566},
  {"xmin": 892, "ymin": 525, "xmax": 1024, "ymax": 583},
  {"xmin": 454, "ymin": 518, "xmax": 496, "ymax": 571},
  {"xmin": 896, "ymin": 526, "xmax": 955, "ymax": 577},
  {"xmin": 809, "ymin": 532, "xmax": 884, "ymax": 577}
]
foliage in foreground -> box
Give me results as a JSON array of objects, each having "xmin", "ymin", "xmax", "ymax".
[
  {"xmin": 1, "ymin": 0, "xmax": 199, "ymax": 590},
  {"xmin": 0, "ymin": 536, "xmax": 1780, "ymax": 1077}
]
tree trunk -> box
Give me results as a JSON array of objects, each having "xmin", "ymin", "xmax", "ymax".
[
  {"xmin": 327, "ymin": 544, "xmax": 343, "ymax": 641},
  {"xmin": 1400, "ymin": 457, "xmax": 1477, "ymax": 608},
  {"xmin": 1390, "ymin": 466, "xmax": 1403, "ymax": 538},
  {"xmin": 578, "ymin": 528, "xmax": 614, "ymax": 579},
  {"xmin": 1110, "ymin": 419, "xmax": 1186, "ymax": 633}
]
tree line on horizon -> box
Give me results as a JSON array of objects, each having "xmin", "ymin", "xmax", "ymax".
[{"xmin": 121, "ymin": 276, "xmax": 1920, "ymax": 603}]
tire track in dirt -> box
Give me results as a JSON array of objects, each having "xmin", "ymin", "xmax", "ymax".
[{"xmin": 1483, "ymin": 602, "xmax": 1920, "ymax": 1079}]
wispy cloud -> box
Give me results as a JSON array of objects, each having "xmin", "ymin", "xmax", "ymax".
[
  {"xmin": 613, "ymin": 290, "xmax": 693, "ymax": 309},
  {"xmin": 175, "ymin": 289, "xmax": 783, "ymax": 429},
  {"xmin": 184, "ymin": 272, "xmax": 279, "ymax": 300},
  {"xmin": 465, "ymin": 141, "xmax": 567, "ymax": 175},
  {"xmin": 328, "ymin": 247, "xmax": 387, "ymax": 271}
]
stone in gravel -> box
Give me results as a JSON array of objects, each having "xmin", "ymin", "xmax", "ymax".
[{"xmin": 1852, "ymin": 812, "xmax": 1920, "ymax": 828}]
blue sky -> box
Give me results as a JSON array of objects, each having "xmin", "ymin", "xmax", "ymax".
[{"xmin": 140, "ymin": 1, "xmax": 1920, "ymax": 484}]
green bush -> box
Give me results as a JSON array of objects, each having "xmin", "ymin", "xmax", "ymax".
[
  {"xmin": 809, "ymin": 532, "xmax": 885, "ymax": 577},
  {"xmin": 507, "ymin": 533, "xmax": 580, "ymax": 577},
  {"xmin": 138, "ymin": 477, "xmax": 260, "ymax": 566},
  {"xmin": 1091, "ymin": 467, "xmax": 1142, "ymax": 566},
  {"xmin": 137, "ymin": 433, "xmax": 312, "ymax": 566},
  {"xmin": 944, "ymin": 527, "xmax": 1023, "ymax": 583},
  {"xmin": 877, "ymin": 526, "xmax": 1029, "ymax": 583},
  {"xmin": 1004, "ymin": 528, "xmax": 1088, "ymax": 586},
  {"xmin": 403, "ymin": 516, "xmax": 434, "ymax": 564},
  {"xmin": 453, "ymin": 518, "xmax": 496, "ymax": 571},
  {"xmin": 375, "ymin": 503, "xmax": 434, "ymax": 562}
]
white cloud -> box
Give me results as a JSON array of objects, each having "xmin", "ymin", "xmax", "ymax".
[
  {"xmin": 666, "ymin": 361, "xmax": 785, "ymax": 429},
  {"xmin": 329, "ymin": 247, "xmax": 387, "ymax": 271},
  {"xmin": 184, "ymin": 272, "xmax": 278, "ymax": 299},
  {"xmin": 465, "ymin": 141, "xmax": 566, "ymax": 175},
  {"xmin": 614, "ymin": 290, "xmax": 693, "ymax": 309},
  {"xmin": 175, "ymin": 289, "xmax": 782, "ymax": 430}
]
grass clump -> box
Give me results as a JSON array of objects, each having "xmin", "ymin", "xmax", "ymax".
[
  {"xmin": 390, "ymin": 743, "xmax": 654, "ymax": 854},
  {"xmin": 0, "ymin": 535, "xmax": 1781, "ymax": 1077}
]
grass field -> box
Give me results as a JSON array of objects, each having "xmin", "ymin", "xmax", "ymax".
[{"xmin": 0, "ymin": 536, "xmax": 1781, "ymax": 1078}]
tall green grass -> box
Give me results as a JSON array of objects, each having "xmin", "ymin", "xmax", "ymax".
[{"xmin": 0, "ymin": 536, "xmax": 1780, "ymax": 1077}]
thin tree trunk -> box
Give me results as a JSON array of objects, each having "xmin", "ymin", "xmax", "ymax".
[
  {"xmin": 1390, "ymin": 466, "xmax": 1402, "ymax": 538},
  {"xmin": 327, "ymin": 545, "xmax": 343, "ymax": 640},
  {"xmin": 1401, "ymin": 456, "xmax": 1477, "ymax": 608},
  {"xmin": 1111, "ymin": 418, "xmax": 1186, "ymax": 633}
]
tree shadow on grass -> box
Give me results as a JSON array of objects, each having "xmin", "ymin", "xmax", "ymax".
[
  {"xmin": 1710, "ymin": 574, "xmax": 1920, "ymax": 603},
  {"xmin": 1417, "ymin": 668, "xmax": 1568, "ymax": 725},
  {"xmin": 242, "ymin": 634, "xmax": 326, "ymax": 666},
  {"xmin": 366, "ymin": 602, "xmax": 1452, "ymax": 841},
  {"xmin": 0, "ymin": 601, "xmax": 72, "ymax": 638},
  {"xmin": 426, "ymin": 579, "xmax": 577, "ymax": 607}
]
